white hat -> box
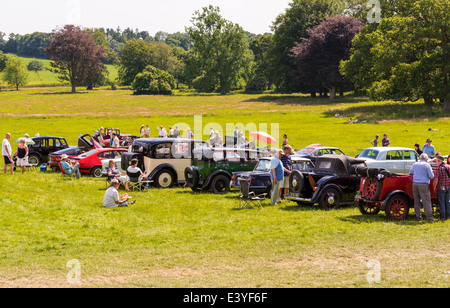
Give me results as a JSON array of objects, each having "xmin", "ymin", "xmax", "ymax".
[{"xmin": 61, "ymin": 154, "xmax": 69, "ymax": 160}]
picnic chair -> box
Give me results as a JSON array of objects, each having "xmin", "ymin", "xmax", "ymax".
[
  {"xmin": 126, "ymin": 170, "xmax": 152, "ymax": 191},
  {"xmin": 59, "ymin": 163, "xmax": 75, "ymax": 180},
  {"xmin": 239, "ymin": 178, "xmax": 267, "ymax": 209}
]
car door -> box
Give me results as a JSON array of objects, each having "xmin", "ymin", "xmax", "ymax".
[{"xmin": 402, "ymin": 150, "xmax": 418, "ymax": 174}]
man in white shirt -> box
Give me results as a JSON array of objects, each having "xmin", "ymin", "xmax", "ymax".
[
  {"xmin": 103, "ymin": 179, "xmax": 136, "ymax": 208},
  {"xmin": 2, "ymin": 133, "xmax": 14, "ymax": 175},
  {"xmin": 112, "ymin": 133, "xmax": 120, "ymax": 148}
]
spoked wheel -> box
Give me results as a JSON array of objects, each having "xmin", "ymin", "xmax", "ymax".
[
  {"xmin": 364, "ymin": 177, "xmax": 382, "ymax": 201},
  {"xmin": 357, "ymin": 200, "xmax": 381, "ymax": 216},
  {"xmin": 210, "ymin": 175, "xmax": 230, "ymax": 195},
  {"xmin": 385, "ymin": 194, "xmax": 410, "ymax": 220}
]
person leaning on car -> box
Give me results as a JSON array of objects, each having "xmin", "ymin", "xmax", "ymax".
[
  {"xmin": 409, "ymin": 153, "xmax": 435, "ymax": 222},
  {"xmin": 433, "ymin": 155, "xmax": 450, "ymax": 221},
  {"xmin": 269, "ymin": 149, "xmax": 284, "ymax": 205}
]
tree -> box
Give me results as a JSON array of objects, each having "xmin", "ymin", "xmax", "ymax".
[
  {"xmin": 249, "ymin": 33, "xmax": 274, "ymax": 90},
  {"xmin": 268, "ymin": 0, "xmax": 343, "ymax": 93},
  {"xmin": 0, "ymin": 51, "xmax": 6, "ymax": 72},
  {"xmin": 16, "ymin": 32, "xmax": 51, "ymax": 58},
  {"xmin": 341, "ymin": 0, "xmax": 450, "ymax": 110},
  {"xmin": 131, "ymin": 65, "xmax": 176, "ymax": 94},
  {"xmin": 27, "ymin": 59, "xmax": 44, "ymax": 72},
  {"xmin": 2, "ymin": 55, "xmax": 29, "ymax": 90},
  {"xmin": 117, "ymin": 39, "xmax": 183, "ymax": 86},
  {"xmin": 44, "ymin": 25, "xmax": 107, "ymax": 93},
  {"xmin": 291, "ymin": 16, "xmax": 363, "ymax": 99},
  {"xmin": 186, "ymin": 5, "xmax": 253, "ymax": 94}
]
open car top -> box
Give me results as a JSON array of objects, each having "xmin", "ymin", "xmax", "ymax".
[{"xmin": 313, "ymin": 154, "xmax": 365, "ymax": 175}]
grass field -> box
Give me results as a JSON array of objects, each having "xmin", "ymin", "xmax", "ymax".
[{"xmin": 0, "ymin": 87, "xmax": 449, "ymax": 288}]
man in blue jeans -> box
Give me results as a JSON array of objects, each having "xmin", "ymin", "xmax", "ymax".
[
  {"xmin": 409, "ymin": 153, "xmax": 435, "ymax": 222},
  {"xmin": 270, "ymin": 149, "xmax": 284, "ymax": 205},
  {"xmin": 433, "ymin": 155, "xmax": 450, "ymax": 221},
  {"xmin": 60, "ymin": 154, "xmax": 81, "ymax": 179}
]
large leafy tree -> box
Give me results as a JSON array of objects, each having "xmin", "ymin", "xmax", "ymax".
[
  {"xmin": 44, "ymin": 25, "xmax": 107, "ymax": 93},
  {"xmin": 2, "ymin": 55, "xmax": 29, "ymax": 90},
  {"xmin": 186, "ymin": 5, "xmax": 253, "ymax": 94},
  {"xmin": 291, "ymin": 16, "xmax": 363, "ymax": 99},
  {"xmin": 341, "ymin": 0, "xmax": 449, "ymax": 110},
  {"xmin": 268, "ymin": 0, "xmax": 343, "ymax": 93}
]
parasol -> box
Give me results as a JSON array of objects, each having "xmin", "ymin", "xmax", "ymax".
[
  {"xmin": 249, "ymin": 131, "xmax": 277, "ymax": 145},
  {"xmin": 14, "ymin": 137, "xmax": 35, "ymax": 145}
]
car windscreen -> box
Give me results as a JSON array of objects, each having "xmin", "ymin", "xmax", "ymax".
[
  {"xmin": 292, "ymin": 161, "xmax": 314, "ymax": 172},
  {"xmin": 79, "ymin": 149, "xmax": 98, "ymax": 158},
  {"xmin": 296, "ymin": 147, "xmax": 315, "ymax": 155},
  {"xmin": 359, "ymin": 149, "xmax": 379, "ymax": 159},
  {"xmin": 254, "ymin": 159, "xmax": 271, "ymax": 172}
]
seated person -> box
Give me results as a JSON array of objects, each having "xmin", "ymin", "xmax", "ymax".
[
  {"xmin": 127, "ymin": 158, "xmax": 145, "ymax": 181},
  {"xmin": 107, "ymin": 160, "xmax": 129, "ymax": 191},
  {"xmin": 103, "ymin": 179, "xmax": 136, "ymax": 208},
  {"xmin": 60, "ymin": 154, "xmax": 80, "ymax": 179}
]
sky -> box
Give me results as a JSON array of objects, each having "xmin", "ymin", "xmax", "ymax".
[{"xmin": 0, "ymin": 0, "xmax": 292, "ymax": 36}]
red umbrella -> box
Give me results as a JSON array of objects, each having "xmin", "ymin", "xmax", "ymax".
[{"xmin": 249, "ymin": 131, "xmax": 277, "ymax": 145}]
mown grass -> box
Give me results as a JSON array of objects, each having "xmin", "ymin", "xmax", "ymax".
[{"xmin": 0, "ymin": 87, "xmax": 449, "ymax": 287}]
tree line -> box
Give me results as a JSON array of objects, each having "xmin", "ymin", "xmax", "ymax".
[{"xmin": 0, "ymin": 0, "xmax": 448, "ymax": 110}]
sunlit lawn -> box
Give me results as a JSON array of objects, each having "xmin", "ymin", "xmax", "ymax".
[{"xmin": 0, "ymin": 87, "xmax": 449, "ymax": 287}]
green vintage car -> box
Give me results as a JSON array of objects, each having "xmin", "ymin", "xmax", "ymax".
[{"xmin": 185, "ymin": 147, "xmax": 269, "ymax": 194}]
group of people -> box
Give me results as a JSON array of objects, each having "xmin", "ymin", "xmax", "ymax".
[
  {"xmin": 2, "ymin": 133, "xmax": 30, "ymax": 175},
  {"xmin": 369, "ymin": 133, "xmax": 391, "ymax": 147},
  {"xmin": 409, "ymin": 153, "xmax": 450, "ymax": 222},
  {"xmin": 140, "ymin": 125, "xmax": 194, "ymax": 139}
]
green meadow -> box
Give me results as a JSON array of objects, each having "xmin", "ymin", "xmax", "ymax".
[{"xmin": 0, "ymin": 87, "xmax": 449, "ymax": 287}]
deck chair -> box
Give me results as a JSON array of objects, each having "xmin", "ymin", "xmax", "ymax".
[
  {"xmin": 59, "ymin": 163, "xmax": 75, "ymax": 180},
  {"xmin": 239, "ymin": 178, "xmax": 267, "ymax": 209},
  {"xmin": 126, "ymin": 170, "xmax": 152, "ymax": 191}
]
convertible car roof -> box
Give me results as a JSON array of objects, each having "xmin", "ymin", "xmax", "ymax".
[{"xmin": 314, "ymin": 154, "xmax": 365, "ymax": 175}]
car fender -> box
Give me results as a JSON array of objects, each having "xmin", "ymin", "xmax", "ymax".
[
  {"xmin": 203, "ymin": 170, "xmax": 231, "ymax": 189},
  {"xmin": 148, "ymin": 164, "xmax": 178, "ymax": 182},
  {"xmin": 311, "ymin": 182, "xmax": 343, "ymax": 204},
  {"xmin": 380, "ymin": 190, "xmax": 412, "ymax": 211}
]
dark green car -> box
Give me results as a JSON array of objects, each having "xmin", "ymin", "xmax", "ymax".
[{"xmin": 185, "ymin": 147, "xmax": 269, "ymax": 194}]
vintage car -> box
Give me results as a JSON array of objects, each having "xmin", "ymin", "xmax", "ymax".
[
  {"xmin": 92, "ymin": 128, "xmax": 137, "ymax": 148},
  {"xmin": 48, "ymin": 147, "xmax": 83, "ymax": 171},
  {"xmin": 357, "ymin": 147, "xmax": 419, "ymax": 174},
  {"xmin": 26, "ymin": 136, "xmax": 70, "ymax": 166},
  {"xmin": 185, "ymin": 147, "xmax": 269, "ymax": 194},
  {"xmin": 355, "ymin": 170, "xmax": 438, "ymax": 220},
  {"xmin": 293, "ymin": 145, "xmax": 347, "ymax": 162},
  {"xmin": 121, "ymin": 138, "xmax": 207, "ymax": 188},
  {"xmin": 230, "ymin": 156, "xmax": 314, "ymax": 195},
  {"xmin": 72, "ymin": 147, "xmax": 128, "ymax": 177},
  {"xmin": 285, "ymin": 154, "xmax": 365, "ymax": 210}
]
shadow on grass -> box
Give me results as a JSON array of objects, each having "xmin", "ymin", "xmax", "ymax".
[
  {"xmin": 243, "ymin": 94, "xmax": 367, "ymax": 106},
  {"xmin": 324, "ymin": 101, "xmax": 450, "ymax": 123},
  {"xmin": 27, "ymin": 91, "xmax": 89, "ymax": 96},
  {"xmin": 337, "ymin": 214, "xmax": 421, "ymax": 225}
]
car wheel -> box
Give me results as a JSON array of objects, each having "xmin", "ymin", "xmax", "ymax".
[
  {"xmin": 318, "ymin": 187, "xmax": 341, "ymax": 210},
  {"xmin": 289, "ymin": 170, "xmax": 305, "ymax": 194},
  {"xmin": 385, "ymin": 194, "xmax": 410, "ymax": 220},
  {"xmin": 364, "ymin": 177, "xmax": 382, "ymax": 201},
  {"xmin": 155, "ymin": 169, "xmax": 175, "ymax": 188},
  {"xmin": 185, "ymin": 167, "xmax": 199, "ymax": 191},
  {"xmin": 28, "ymin": 154, "xmax": 41, "ymax": 166},
  {"xmin": 210, "ymin": 175, "xmax": 230, "ymax": 195},
  {"xmin": 91, "ymin": 166, "xmax": 103, "ymax": 178},
  {"xmin": 357, "ymin": 200, "xmax": 381, "ymax": 216}
]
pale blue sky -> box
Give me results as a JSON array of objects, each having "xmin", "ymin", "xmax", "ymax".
[{"xmin": 0, "ymin": 0, "xmax": 292, "ymax": 35}]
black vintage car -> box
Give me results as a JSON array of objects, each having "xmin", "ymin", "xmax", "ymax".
[
  {"xmin": 231, "ymin": 156, "xmax": 314, "ymax": 195},
  {"xmin": 286, "ymin": 154, "xmax": 365, "ymax": 210},
  {"xmin": 27, "ymin": 136, "xmax": 69, "ymax": 166}
]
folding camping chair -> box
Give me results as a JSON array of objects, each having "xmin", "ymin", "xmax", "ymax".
[
  {"xmin": 126, "ymin": 170, "xmax": 152, "ymax": 191},
  {"xmin": 239, "ymin": 178, "xmax": 267, "ymax": 209},
  {"xmin": 59, "ymin": 163, "xmax": 75, "ymax": 180}
]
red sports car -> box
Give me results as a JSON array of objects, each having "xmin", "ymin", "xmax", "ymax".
[
  {"xmin": 72, "ymin": 148, "xmax": 128, "ymax": 178},
  {"xmin": 355, "ymin": 173, "xmax": 438, "ymax": 220}
]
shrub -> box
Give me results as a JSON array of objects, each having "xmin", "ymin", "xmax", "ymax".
[
  {"xmin": 27, "ymin": 59, "xmax": 44, "ymax": 72},
  {"xmin": 132, "ymin": 65, "xmax": 176, "ymax": 95},
  {"xmin": 245, "ymin": 76, "xmax": 267, "ymax": 92}
]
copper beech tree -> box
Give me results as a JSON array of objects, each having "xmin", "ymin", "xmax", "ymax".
[{"xmin": 44, "ymin": 25, "xmax": 106, "ymax": 93}]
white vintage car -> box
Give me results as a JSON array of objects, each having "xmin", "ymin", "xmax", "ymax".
[{"xmin": 358, "ymin": 147, "xmax": 419, "ymax": 174}]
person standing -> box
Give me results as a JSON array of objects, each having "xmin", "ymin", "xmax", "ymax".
[
  {"xmin": 2, "ymin": 133, "xmax": 14, "ymax": 175},
  {"xmin": 382, "ymin": 134, "xmax": 390, "ymax": 147},
  {"xmin": 103, "ymin": 179, "xmax": 136, "ymax": 208},
  {"xmin": 186, "ymin": 127, "xmax": 194, "ymax": 139},
  {"xmin": 422, "ymin": 139, "xmax": 435, "ymax": 157},
  {"xmin": 414, "ymin": 143, "xmax": 423, "ymax": 155},
  {"xmin": 433, "ymin": 155, "xmax": 450, "ymax": 221},
  {"xmin": 111, "ymin": 133, "xmax": 120, "ymax": 148},
  {"xmin": 270, "ymin": 149, "xmax": 284, "ymax": 205},
  {"xmin": 370, "ymin": 135, "xmax": 379, "ymax": 147},
  {"xmin": 15, "ymin": 138, "xmax": 29, "ymax": 174},
  {"xmin": 144, "ymin": 125, "xmax": 150, "ymax": 138},
  {"xmin": 409, "ymin": 153, "xmax": 435, "ymax": 222},
  {"xmin": 282, "ymin": 134, "xmax": 289, "ymax": 147},
  {"xmin": 280, "ymin": 145, "xmax": 293, "ymax": 202}
]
